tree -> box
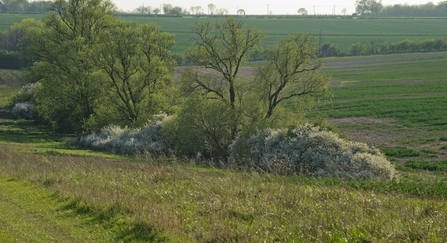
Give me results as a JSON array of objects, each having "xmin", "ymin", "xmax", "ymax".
[
  {"xmin": 297, "ymin": 8, "xmax": 308, "ymax": 15},
  {"xmin": 255, "ymin": 34, "xmax": 329, "ymax": 119},
  {"xmin": 215, "ymin": 8, "xmax": 228, "ymax": 15},
  {"xmin": 237, "ymin": 9, "xmax": 245, "ymax": 15},
  {"xmin": 177, "ymin": 17, "xmax": 262, "ymax": 158},
  {"xmin": 190, "ymin": 6, "xmax": 203, "ymax": 15},
  {"xmin": 341, "ymin": 8, "xmax": 347, "ymax": 15},
  {"xmin": 356, "ymin": 0, "xmax": 383, "ymax": 15},
  {"xmin": 95, "ymin": 21, "xmax": 175, "ymax": 127},
  {"xmin": 208, "ymin": 3, "xmax": 215, "ymax": 15},
  {"xmin": 184, "ymin": 17, "xmax": 262, "ymax": 137},
  {"xmin": 23, "ymin": 0, "xmax": 116, "ymax": 133}
]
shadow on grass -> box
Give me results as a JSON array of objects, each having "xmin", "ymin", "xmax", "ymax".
[
  {"xmin": 0, "ymin": 106, "xmax": 67, "ymax": 145},
  {"xmin": 58, "ymin": 198, "xmax": 166, "ymax": 242}
]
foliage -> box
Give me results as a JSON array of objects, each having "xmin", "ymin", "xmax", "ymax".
[
  {"xmin": 380, "ymin": 1, "xmax": 447, "ymax": 17},
  {"xmin": 229, "ymin": 124, "xmax": 396, "ymax": 179},
  {"xmin": 180, "ymin": 17, "xmax": 263, "ymax": 157},
  {"xmin": 349, "ymin": 38, "xmax": 447, "ymax": 56},
  {"xmin": 255, "ymin": 33, "xmax": 330, "ymax": 119},
  {"xmin": 95, "ymin": 20, "xmax": 176, "ymax": 128},
  {"xmin": 77, "ymin": 113, "xmax": 173, "ymax": 156},
  {"xmin": 10, "ymin": 101, "xmax": 35, "ymax": 119},
  {"xmin": 405, "ymin": 160, "xmax": 447, "ymax": 171},
  {"xmin": 382, "ymin": 147, "xmax": 421, "ymax": 158},
  {"xmin": 22, "ymin": 0, "xmax": 116, "ymax": 133},
  {"xmin": 8, "ymin": 81, "xmax": 39, "ymax": 106},
  {"xmin": 356, "ymin": 0, "xmax": 383, "ymax": 15}
]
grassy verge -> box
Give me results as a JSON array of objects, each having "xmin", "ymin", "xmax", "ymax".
[
  {"xmin": 0, "ymin": 176, "xmax": 120, "ymax": 243},
  {"xmin": 1, "ymin": 146, "xmax": 447, "ymax": 242}
]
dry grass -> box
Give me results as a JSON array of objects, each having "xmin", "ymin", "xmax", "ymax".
[{"xmin": 1, "ymin": 145, "xmax": 447, "ymax": 242}]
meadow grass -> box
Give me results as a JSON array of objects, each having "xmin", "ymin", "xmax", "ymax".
[{"xmin": 1, "ymin": 146, "xmax": 447, "ymax": 242}]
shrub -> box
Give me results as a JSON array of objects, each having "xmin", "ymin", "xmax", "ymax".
[
  {"xmin": 228, "ymin": 124, "xmax": 396, "ymax": 180},
  {"xmin": 11, "ymin": 101, "xmax": 36, "ymax": 119},
  {"xmin": 77, "ymin": 113, "xmax": 173, "ymax": 156},
  {"xmin": 9, "ymin": 82, "xmax": 41, "ymax": 107}
]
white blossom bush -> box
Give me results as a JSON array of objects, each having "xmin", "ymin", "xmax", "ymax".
[
  {"xmin": 9, "ymin": 82, "xmax": 41, "ymax": 106},
  {"xmin": 77, "ymin": 114, "xmax": 173, "ymax": 156},
  {"xmin": 11, "ymin": 101, "xmax": 36, "ymax": 120},
  {"xmin": 229, "ymin": 124, "xmax": 396, "ymax": 180}
]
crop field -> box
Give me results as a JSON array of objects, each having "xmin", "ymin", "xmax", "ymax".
[
  {"xmin": 1, "ymin": 14, "xmax": 446, "ymax": 53},
  {"xmin": 313, "ymin": 52, "xmax": 447, "ymax": 164}
]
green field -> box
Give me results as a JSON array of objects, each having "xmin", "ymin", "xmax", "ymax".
[
  {"xmin": 1, "ymin": 14, "xmax": 446, "ymax": 53},
  {"xmin": 319, "ymin": 52, "xmax": 447, "ymax": 128}
]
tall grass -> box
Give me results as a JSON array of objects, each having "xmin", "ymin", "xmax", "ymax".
[{"xmin": 1, "ymin": 145, "xmax": 447, "ymax": 242}]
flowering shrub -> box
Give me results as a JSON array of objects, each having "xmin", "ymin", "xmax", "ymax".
[
  {"xmin": 11, "ymin": 101, "xmax": 36, "ymax": 120},
  {"xmin": 229, "ymin": 124, "xmax": 396, "ymax": 180},
  {"xmin": 77, "ymin": 113, "xmax": 173, "ymax": 156},
  {"xmin": 9, "ymin": 82, "xmax": 41, "ymax": 106}
]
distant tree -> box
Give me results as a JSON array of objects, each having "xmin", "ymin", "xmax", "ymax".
[
  {"xmin": 208, "ymin": 3, "xmax": 215, "ymax": 14},
  {"xmin": 356, "ymin": 0, "xmax": 383, "ymax": 15},
  {"xmin": 297, "ymin": 8, "xmax": 308, "ymax": 15},
  {"xmin": 134, "ymin": 4, "xmax": 151, "ymax": 14},
  {"xmin": 190, "ymin": 6, "xmax": 203, "ymax": 15},
  {"xmin": 215, "ymin": 8, "xmax": 228, "ymax": 15},
  {"xmin": 341, "ymin": 8, "xmax": 347, "ymax": 15},
  {"xmin": 237, "ymin": 9, "xmax": 245, "ymax": 15},
  {"xmin": 153, "ymin": 7, "xmax": 160, "ymax": 14},
  {"xmin": 162, "ymin": 3, "xmax": 172, "ymax": 14}
]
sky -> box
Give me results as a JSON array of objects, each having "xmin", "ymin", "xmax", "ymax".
[{"xmin": 113, "ymin": 0, "xmax": 442, "ymax": 15}]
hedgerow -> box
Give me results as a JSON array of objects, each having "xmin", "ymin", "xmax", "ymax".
[{"xmin": 228, "ymin": 124, "xmax": 396, "ymax": 179}]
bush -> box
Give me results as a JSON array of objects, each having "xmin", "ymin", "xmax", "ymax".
[
  {"xmin": 229, "ymin": 124, "xmax": 396, "ymax": 180},
  {"xmin": 9, "ymin": 82, "xmax": 41, "ymax": 107},
  {"xmin": 77, "ymin": 113, "xmax": 173, "ymax": 156},
  {"xmin": 11, "ymin": 101, "xmax": 36, "ymax": 119}
]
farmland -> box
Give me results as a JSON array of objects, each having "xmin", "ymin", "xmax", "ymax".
[
  {"xmin": 1, "ymin": 12, "xmax": 447, "ymax": 242},
  {"xmin": 1, "ymin": 14, "xmax": 447, "ymax": 53}
]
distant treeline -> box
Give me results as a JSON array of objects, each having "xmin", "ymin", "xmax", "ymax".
[
  {"xmin": 379, "ymin": 1, "xmax": 447, "ymax": 17},
  {"xmin": 0, "ymin": 0, "xmax": 51, "ymax": 14}
]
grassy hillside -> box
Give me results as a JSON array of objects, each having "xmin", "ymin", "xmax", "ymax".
[
  {"xmin": 1, "ymin": 14, "xmax": 446, "ymax": 53},
  {"xmin": 1, "ymin": 146, "xmax": 447, "ymax": 242}
]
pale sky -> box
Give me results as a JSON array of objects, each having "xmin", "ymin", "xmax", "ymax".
[{"xmin": 113, "ymin": 0, "xmax": 442, "ymax": 15}]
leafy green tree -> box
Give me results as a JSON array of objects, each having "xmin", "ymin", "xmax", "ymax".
[
  {"xmin": 95, "ymin": 20, "xmax": 176, "ymax": 127},
  {"xmin": 23, "ymin": 0, "xmax": 116, "ymax": 133},
  {"xmin": 356, "ymin": 0, "xmax": 383, "ymax": 15},
  {"xmin": 255, "ymin": 34, "xmax": 329, "ymax": 119}
]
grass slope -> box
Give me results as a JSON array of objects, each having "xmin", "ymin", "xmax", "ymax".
[
  {"xmin": 0, "ymin": 176, "xmax": 118, "ymax": 243},
  {"xmin": 1, "ymin": 147, "xmax": 447, "ymax": 242}
]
